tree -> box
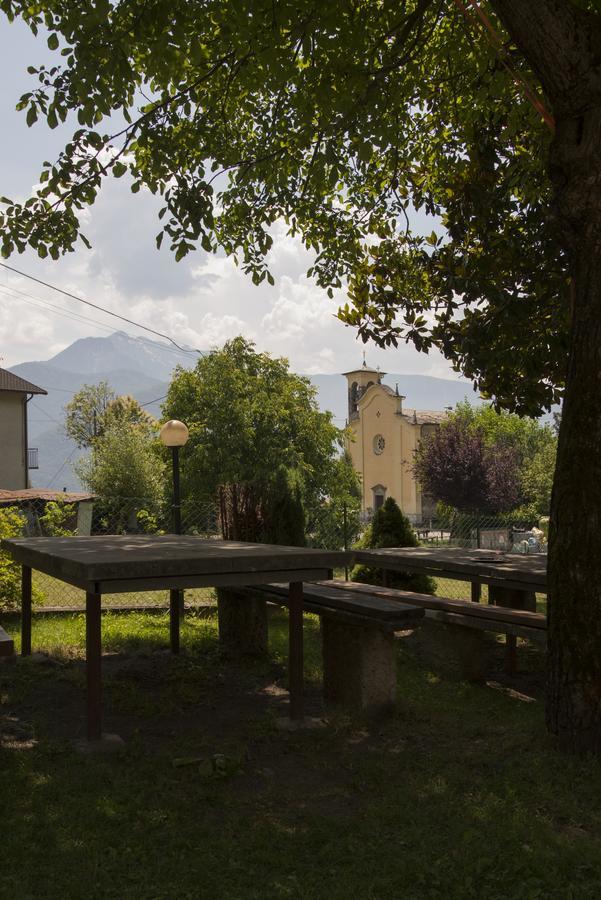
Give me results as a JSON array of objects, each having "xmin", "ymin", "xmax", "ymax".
[
  {"xmin": 414, "ymin": 402, "xmax": 556, "ymax": 517},
  {"xmin": 1, "ymin": 1, "xmax": 600, "ymax": 749},
  {"xmin": 352, "ymin": 497, "xmax": 436, "ymax": 595},
  {"xmin": 75, "ymin": 424, "xmax": 165, "ymax": 531},
  {"xmin": 64, "ymin": 381, "xmax": 115, "ymax": 448},
  {"xmin": 163, "ymin": 337, "xmax": 354, "ymax": 540},
  {"xmin": 65, "ymin": 384, "xmax": 155, "ymax": 448},
  {"xmin": 414, "ymin": 419, "xmax": 522, "ymax": 515},
  {"xmin": 104, "ymin": 394, "xmax": 156, "ymax": 432}
]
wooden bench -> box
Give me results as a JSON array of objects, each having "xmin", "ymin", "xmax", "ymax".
[
  {"xmin": 220, "ymin": 583, "xmax": 424, "ymax": 717},
  {"xmin": 0, "ymin": 625, "xmax": 15, "ymax": 658},
  {"xmin": 321, "ymin": 580, "xmax": 546, "ymax": 679}
]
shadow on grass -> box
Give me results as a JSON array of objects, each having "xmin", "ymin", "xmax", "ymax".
[{"xmin": 1, "ymin": 610, "xmax": 601, "ymax": 898}]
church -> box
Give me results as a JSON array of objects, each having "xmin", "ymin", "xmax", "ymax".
[{"xmin": 343, "ymin": 362, "xmax": 447, "ymax": 523}]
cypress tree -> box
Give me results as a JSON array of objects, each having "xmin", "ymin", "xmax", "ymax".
[{"xmin": 352, "ymin": 497, "xmax": 436, "ymax": 594}]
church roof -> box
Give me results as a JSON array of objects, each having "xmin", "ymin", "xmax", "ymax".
[
  {"xmin": 402, "ymin": 409, "xmax": 448, "ymax": 425},
  {"xmin": 342, "ymin": 362, "xmax": 385, "ymax": 377}
]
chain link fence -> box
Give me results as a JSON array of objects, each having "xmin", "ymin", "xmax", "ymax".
[{"xmin": 0, "ymin": 496, "xmax": 546, "ymax": 610}]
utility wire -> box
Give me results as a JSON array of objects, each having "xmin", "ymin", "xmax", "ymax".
[
  {"xmin": 0, "ymin": 285, "xmax": 198, "ymax": 364},
  {"xmin": 141, "ymin": 394, "xmax": 168, "ymax": 407},
  {"xmin": 0, "ymin": 261, "xmax": 205, "ymax": 355},
  {"xmin": 46, "ymin": 446, "xmax": 80, "ymax": 489}
]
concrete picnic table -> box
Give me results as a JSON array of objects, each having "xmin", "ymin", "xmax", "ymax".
[
  {"xmin": 1, "ymin": 535, "xmax": 348, "ymax": 741},
  {"xmin": 351, "ymin": 546, "xmax": 548, "ymax": 670},
  {"xmin": 351, "ymin": 546, "xmax": 547, "ymax": 596}
]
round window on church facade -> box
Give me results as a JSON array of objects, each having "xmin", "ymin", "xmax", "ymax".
[{"xmin": 373, "ymin": 434, "xmax": 385, "ymax": 455}]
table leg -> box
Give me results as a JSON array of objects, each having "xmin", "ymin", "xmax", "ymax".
[
  {"xmin": 170, "ymin": 589, "xmax": 180, "ymax": 654},
  {"xmin": 489, "ymin": 585, "xmax": 536, "ymax": 675},
  {"xmin": 288, "ymin": 581, "xmax": 304, "ymax": 721},
  {"xmin": 471, "ymin": 580, "xmax": 481, "ymax": 603},
  {"xmin": 86, "ymin": 591, "xmax": 102, "ymax": 741},
  {"xmin": 21, "ymin": 565, "xmax": 32, "ymax": 656}
]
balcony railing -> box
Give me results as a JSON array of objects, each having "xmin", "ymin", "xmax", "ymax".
[{"xmin": 27, "ymin": 448, "xmax": 39, "ymax": 470}]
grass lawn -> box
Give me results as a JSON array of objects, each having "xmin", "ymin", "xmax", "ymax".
[{"xmin": 1, "ymin": 609, "xmax": 600, "ymax": 899}]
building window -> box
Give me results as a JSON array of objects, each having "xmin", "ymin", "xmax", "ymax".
[{"xmin": 373, "ymin": 434, "xmax": 385, "ymax": 455}]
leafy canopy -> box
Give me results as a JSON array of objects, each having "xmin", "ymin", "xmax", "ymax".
[
  {"xmin": 162, "ymin": 337, "xmax": 355, "ymax": 522},
  {"xmin": 65, "ymin": 382, "xmax": 156, "ymax": 448},
  {"xmin": 75, "ymin": 423, "xmax": 165, "ymax": 502},
  {"xmin": 413, "ymin": 401, "xmax": 556, "ymax": 515},
  {"xmin": 0, "ymin": 0, "xmax": 577, "ymax": 414}
]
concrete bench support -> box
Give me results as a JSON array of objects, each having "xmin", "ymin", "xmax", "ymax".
[
  {"xmin": 432, "ymin": 621, "xmax": 488, "ymax": 683},
  {"xmin": 321, "ymin": 614, "xmax": 397, "ymax": 716},
  {"xmin": 217, "ymin": 588, "xmax": 268, "ymax": 657},
  {"xmin": 415, "ymin": 619, "xmax": 488, "ymax": 683},
  {"xmin": 0, "ymin": 625, "xmax": 15, "ymax": 658}
]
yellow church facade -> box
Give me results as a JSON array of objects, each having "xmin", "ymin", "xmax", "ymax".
[{"xmin": 343, "ymin": 363, "xmax": 447, "ymax": 523}]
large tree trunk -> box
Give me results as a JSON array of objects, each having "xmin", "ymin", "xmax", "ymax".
[
  {"xmin": 489, "ymin": 0, "xmax": 601, "ymax": 751},
  {"xmin": 547, "ymin": 201, "xmax": 601, "ymax": 751}
]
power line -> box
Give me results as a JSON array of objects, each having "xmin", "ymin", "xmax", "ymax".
[
  {"xmin": 141, "ymin": 394, "xmax": 168, "ymax": 407},
  {"xmin": 0, "ymin": 286, "xmax": 198, "ymax": 365},
  {"xmin": 29, "ymin": 400, "xmax": 64, "ymax": 427},
  {"xmin": 46, "ymin": 446, "xmax": 80, "ymax": 489},
  {"xmin": 0, "ymin": 261, "xmax": 205, "ymax": 356}
]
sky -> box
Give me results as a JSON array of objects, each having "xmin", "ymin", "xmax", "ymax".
[{"xmin": 0, "ymin": 16, "xmax": 458, "ymax": 379}]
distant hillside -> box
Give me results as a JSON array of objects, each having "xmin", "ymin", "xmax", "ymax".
[{"xmin": 10, "ymin": 331, "xmax": 479, "ymax": 490}]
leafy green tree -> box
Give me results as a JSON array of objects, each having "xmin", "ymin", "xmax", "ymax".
[
  {"xmin": 64, "ymin": 381, "xmax": 115, "ymax": 448},
  {"xmin": 74, "ymin": 425, "xmax": 164, "ymax": 520},
  {"xmin": 104, "ymin": 395, "xmax": 156, "ymax": 432},
  {"xmin": 65, "ymin": 384, "xmax": 155, "ymax": 448},
  {"xmin": 261, "ymin": 467, "xmax": 305, "ymax": 547},
  {"xmin": 2, "ymin": 0, "xmax": 601, "ymax": 748},
  {"xmin": 519, "ymin": 438, "xmax": 558, "ymax": 520},
  {"xmin": 352, "ymin": 497, "xmax": 436, "ymax": 595},
  {"xmin": 306, "ymin": 450, "xmax": 362, "ymax": 551},
  {"xmin": 163, "ymin": 337, "xmax": 353, "ymax": 539}
]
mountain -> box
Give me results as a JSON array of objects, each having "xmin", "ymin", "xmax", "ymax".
[
  {"xmin": 42, "ymin": 331, "xmax": 197, "ymax": 380},
  {"xmin": 9, "ymin": 331, "xmax": 479, "ymax": 490}
]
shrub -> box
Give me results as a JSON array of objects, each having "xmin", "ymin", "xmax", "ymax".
[
  {"xmin": 352, "ymin": 497, "xmax": 436, "ymax": 594},
  {"xmin": 0, "ymin": 507, "xmax": 43, "ymax": 611},
  {"xmin": 38, "ymin": 501, "xmax": 76, "ymax": 536}
]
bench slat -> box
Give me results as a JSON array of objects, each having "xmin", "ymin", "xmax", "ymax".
[
  {"xmin": 320, "ymin": 581, "xmax": 546, "ymax": 631},
  {"xmin": 243, "ymin": 583, "xmax": 423, "ymax": 625}
]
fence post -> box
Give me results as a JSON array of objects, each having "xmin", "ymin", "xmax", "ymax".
[{"xmin": 343, "ymin": 502, "xmax": 349, "ymax": 581}]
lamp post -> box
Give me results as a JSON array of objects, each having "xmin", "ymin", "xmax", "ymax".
[{"xmin": 160, "ymin": 419, "xmax": 189, "ymax": 653}]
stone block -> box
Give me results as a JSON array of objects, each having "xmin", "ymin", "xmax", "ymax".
[
  {"xmin": 411, "ymin": 620, "xmax": 489, "ymax": 683},
  {"xmin": 217, "ymin": 589, "xmax": 268, "ymax": 657},
  {"xmin": 321, "ymin": 615, "xmax": 397, "ymax": 716}
]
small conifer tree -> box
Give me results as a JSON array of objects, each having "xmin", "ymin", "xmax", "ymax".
[
  {"xmin": 261, "ymin": 467, "xmax": 305, "ymax": 547},
  {"xmin": 352, "ymin": 497, "xmax": 436, "ymax": 594}
]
